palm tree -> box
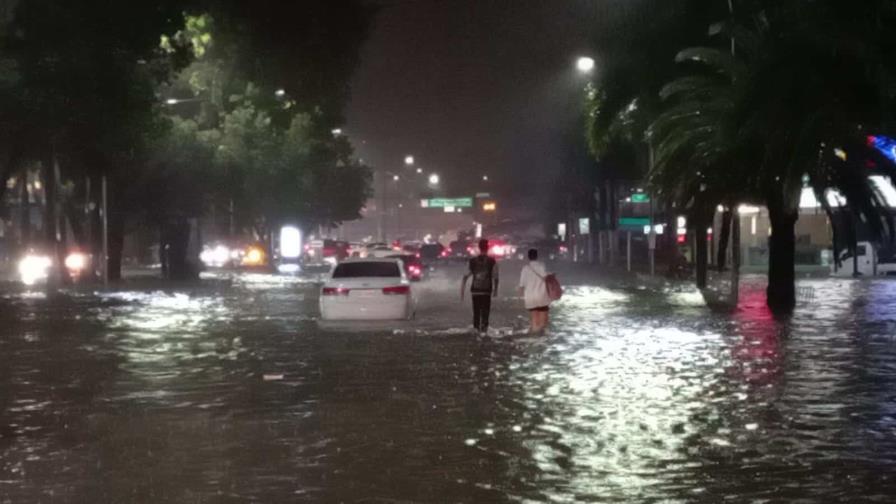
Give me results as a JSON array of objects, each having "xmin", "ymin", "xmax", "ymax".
[{"xmin": 649, "ymin": 6, "xmax": 896, "ymax": 314}]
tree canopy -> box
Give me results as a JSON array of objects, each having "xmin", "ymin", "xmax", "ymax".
[{"xmin": 0, "ymin": 0, "xmax": 376, "ymax": 279}]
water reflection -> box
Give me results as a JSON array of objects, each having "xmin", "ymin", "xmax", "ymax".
[{"xmin": 0, "ymin": 272, "xmax": 895, "ymax": 502}]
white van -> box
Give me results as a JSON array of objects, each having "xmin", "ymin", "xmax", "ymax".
[{"xmin": 830, "ymin": 241, "xmax": 896, "ymax": 277}]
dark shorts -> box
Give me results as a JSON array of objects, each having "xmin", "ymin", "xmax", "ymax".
[{"xmin": 528, "ymin": 306, "xmax": 549, "ymax": 312}]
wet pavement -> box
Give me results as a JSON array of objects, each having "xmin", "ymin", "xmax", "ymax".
[{"xmin": 1, "ymin": 262, "xmax": 896, "ymax": 502}]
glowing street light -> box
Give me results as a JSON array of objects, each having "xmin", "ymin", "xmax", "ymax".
[
  {"xmin": 331, "ymin": 128, "xmax": 343, "ymax": 136},
  {"xmin": 165, "ymin": 98, "xmax": 179, "ymax": 105},
  {"xmin": 576, "ymin": 56, "xmax": 595, "ymax": 74},
  {"xmin": 404, "ymin": 155, "xmax": 415, "ymax": 166},
  {"xmin": 416, "ymin": 167, "xmax": 423, "ymax": 174},
  {"xmin": 275, "ymin": 88, "xmax": 286, "ymax": 98},
  {"xmin": 482, "ymin": 174, "xmax": 489, "ymax": 182},
  {"xmin": 392, "ymin": 174, "xmax": 400, "ymax": 181},
  {"xmin": 428, "ymin": 173, "xmax": 440, "ymax": 186}
]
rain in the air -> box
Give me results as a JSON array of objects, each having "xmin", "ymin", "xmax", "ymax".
[{"xmin": 1, "ymin": 1, "xmax": 896, "ymax": 502}]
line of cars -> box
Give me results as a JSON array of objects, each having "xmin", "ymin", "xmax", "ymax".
[{"xmin": 318, "ymin": 241, "xmax": 445, "ymax": 321}]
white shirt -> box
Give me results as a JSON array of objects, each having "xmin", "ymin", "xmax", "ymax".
[{"xmin": 518, "ymin": 260, "xmax": 552, "ymax": 309}]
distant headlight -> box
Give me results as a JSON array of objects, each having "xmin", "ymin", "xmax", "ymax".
[
  {"xmin": 19, "ymin": 254, "xmax": 52, "ymax": 286},
  {"xmin": 277, "ymin": 263, "xmax": 300, "ymax": 274},
  {"xmin": 64, "ymin": 252, "xmax": 88, "ymax": 272},
  {"xmin": 242, "ymin": 247, "xmax": 265, "ymax": 266},
  {"xmin": 201, "ymin": 245, "xmax": 231, "ymax": 267}
]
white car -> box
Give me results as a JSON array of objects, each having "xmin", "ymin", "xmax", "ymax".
[
  {"xmin": 320, "ymin": 258, "xmax": 415, "ymax": 320},
  {"xmin": 367, "ymin": 245, "xmax": 397, "ymax": 258}
]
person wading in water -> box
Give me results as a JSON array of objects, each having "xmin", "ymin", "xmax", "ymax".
[
  {"xmin": 518, "ymin": 248, "xmax": 552, "ymax": 334},
  {"xmin": 461, "ymin": 239, "xmax": 499, "ymax": 334}
]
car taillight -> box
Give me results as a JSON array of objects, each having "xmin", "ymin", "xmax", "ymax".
[
  {"xmin": 322, "ymin": 287, "xmax": 350, "ymax": 296},
  {"xmin": 382, "ymin": 285, "xmax": 410, "ymax": 295},
  {"xmin": 409, "ymin": 266, "xmax": 421, "ymax": 274}
]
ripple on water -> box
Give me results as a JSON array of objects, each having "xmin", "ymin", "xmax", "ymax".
[{"xmin": 1, "ymin": 273, "xmax": 895, "ymax": 502}]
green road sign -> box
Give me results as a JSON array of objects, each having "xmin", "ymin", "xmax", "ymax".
[
  {"xmin": 631, "ymin": 193, "xmax": 650, "ymax": 203},
  {"xmin": 618, "ymin": 217, "xmax": 650, "ymax": 229},
  {"xmin": 421, "ymin": 197, "xmax": 473, "ymax": 208}
]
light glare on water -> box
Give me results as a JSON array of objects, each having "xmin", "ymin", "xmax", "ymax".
[{"xmin": 1, "ymin": 263, "xmax": 895, "ymax": 502}]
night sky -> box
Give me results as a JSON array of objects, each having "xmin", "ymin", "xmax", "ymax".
[{"xmin": 346, "ymin": 0, "xmax": 623, "ymax": 207}]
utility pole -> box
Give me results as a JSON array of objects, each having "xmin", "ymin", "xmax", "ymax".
[
  {"xmin": 101, "ymin": 175, "xmax": 109, "ymax": 286},
  {"xmin": 229, "ymin": 198, "xmax": 235, "ymax": 237},
  {"xmin": 648, "ymin": 145, "xmax": 656, "ymax": 276},
  {"xmin": 377, "ymin": 170, "xmax": 386, "ymax": 242},
  {"xmin": 85, "ymin": 176, "xmax": 92, "ymax": 257}
]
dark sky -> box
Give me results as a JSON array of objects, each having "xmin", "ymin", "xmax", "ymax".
[{"xmin": 346, "ymin": 0, "xmax": 620, "ymax": 206}]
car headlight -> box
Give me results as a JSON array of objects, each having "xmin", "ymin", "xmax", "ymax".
[
  {"xmin": 64, "ymin": 252, "xmax": 88, "ymax": 272},
  {"xmin": 19, "ymin": 254, "xmax": 52, "ymax": 286}
]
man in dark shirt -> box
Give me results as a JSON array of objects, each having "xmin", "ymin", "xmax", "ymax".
[{"xmin": 461, "ymin": 239, "xmax": 499, "ymax": 333}]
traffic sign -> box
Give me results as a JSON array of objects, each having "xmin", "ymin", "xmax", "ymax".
[{"xmin": 421, "ymin": 197, "xmax": 473, "ymax": 208}]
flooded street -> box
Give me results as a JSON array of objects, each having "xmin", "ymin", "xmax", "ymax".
[{"xmin": 2, "ymin": 263, "xmax": 896, "ymax": 503}]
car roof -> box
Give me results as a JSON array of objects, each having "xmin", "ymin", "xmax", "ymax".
[{"xmin": 337, "ymin": 257, "xmax": 401, "ymax": 263}]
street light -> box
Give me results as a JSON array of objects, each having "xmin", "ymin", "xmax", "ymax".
[
  {"xmin": 428, "ymin": 173, "xmax": 440, "ymax": 186},
  {"xmin": 392, "ymin": 174, "xmax": 400, "ymax": 181},
  {"xmin": 275, "ymin": 88, "xmax": 286, "ymax": 98},
  {"xmin": 331, "ymin": 128, "xmax": 343, "ymax": 136},
  {"xmin": 576, "ymin": 56, "xmax": 595, "ymax": 74},
  {"xmin": 404, "ymin": 155, "xmax": 415, "ymax": 166},
  {"xmin": 482, "ymin": 174, "xmax": 489, "ymax": 182},
  {"xmin": 416, "ymin": 167, "xmax": 423, "ymax": 174}
]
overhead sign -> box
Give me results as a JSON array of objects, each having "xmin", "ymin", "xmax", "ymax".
[
  {"xmin": 631, "ymin": 193, "xmax": 650, "ymax": 203},
  {"xmin": 475, "ymin": 192, "xmax": 491, "ymax": 198},
  {"xmin": 618, "ymin": 217, "xmax": 650, "ymax": 230},
  {"xmin": 420, "ymin": 197, "xmax": 473, "ymax": 208}
]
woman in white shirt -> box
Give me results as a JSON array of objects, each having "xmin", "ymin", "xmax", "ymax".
[{"xmin": 518, "ymin": 248, "xmax": 552, "ymax": 333}]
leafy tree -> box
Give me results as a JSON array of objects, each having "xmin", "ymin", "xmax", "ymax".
[{"xmin": 3, "ymin": 0, "xmax": 189, "ymax": 279}]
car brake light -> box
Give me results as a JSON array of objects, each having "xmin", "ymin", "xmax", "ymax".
[
  {"xmin": 322, "ymin": 287, "xmax": 350, "ymax": 296},
  {"xmin": 382, "ymin": 285, "xmax": 410, "ymax": 295}
]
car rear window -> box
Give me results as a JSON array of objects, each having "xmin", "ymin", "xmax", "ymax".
[{"xmin": 332, "ymin": 262, "xmax": 401, "ymax": 278}]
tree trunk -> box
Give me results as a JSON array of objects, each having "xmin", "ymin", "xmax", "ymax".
[
  {"xmin": 695, "ymin": 217, "xmax": 708, "ymax": 289},
  {"xmin": 664, "ymin": 204, "xmax": 677, "ymax": 274},
  {"xmin": 716, "ymin": 208, "xmax": 732, "ymax": 271},
  {"xmin": 730, "ymin": 211, "xmax": 741, "ymax": 306},
  {"xmin": 107, "ymin": 205, "xmax": 124, "ymax": 281},
  {"xmin": 766, "ymin": 200, "xmax": 798, "ymax": 314},
  {"xmin": 19, "ymin": 172, "xmax": 30, "ymax": 248},
  {"xmin": 160, "ymin": 217, "xmax": 198, "ymax": 281},
  {"xmin": 42, "ymin": 155, "xmax": 70, "ymax": 287}
]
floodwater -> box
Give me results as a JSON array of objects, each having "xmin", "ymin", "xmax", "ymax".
[{"xmin": 1, "ymin": 262, "xmax": 896, "ymax": 503}]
